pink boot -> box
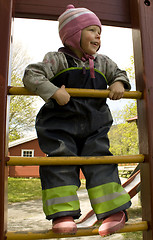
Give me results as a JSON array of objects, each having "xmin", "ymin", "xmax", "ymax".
[
  {"xmin": 52, "ymin": 216, "xmax": 77, "ymax": 234},
  {"xmin": 99, "ymin": 211, "xmax": 126, "ymax": 237}
]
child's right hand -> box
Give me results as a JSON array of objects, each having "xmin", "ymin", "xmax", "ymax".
[{"xmin": 52, "ymin": 85, "xmax": 70, "ymax": 105}]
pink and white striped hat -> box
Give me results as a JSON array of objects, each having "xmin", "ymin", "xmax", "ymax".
[{"xmin": 58, "ymin": 4, "xmax": 101, "ymax": 52}]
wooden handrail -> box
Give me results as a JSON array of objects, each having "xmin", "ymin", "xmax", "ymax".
[
  {"xmin": 7, "ymin": 154, "xmax": 144, "ymax": 166},
  {"xmin": 8, "ymin": 87, "xmax": 142, "ymax": 99}
]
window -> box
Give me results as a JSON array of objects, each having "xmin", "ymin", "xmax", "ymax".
[{"xmin": 21, "ymin": 149, "xmax": 34, "ymax": 157}]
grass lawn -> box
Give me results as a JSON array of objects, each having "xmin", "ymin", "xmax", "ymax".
[
  {"xmin": 8, "ymin": 177, "xmax": 42, "ymax": 203},
  {"xmin": 122, "ymin": 231, "xmax": 142, "ymax": 239}
]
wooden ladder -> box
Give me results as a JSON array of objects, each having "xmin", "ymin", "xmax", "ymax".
[{"xmin": 0, "ymin": 0, "xmax": 153, "ymax": 239}]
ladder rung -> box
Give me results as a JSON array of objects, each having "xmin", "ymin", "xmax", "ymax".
[
  {"xmin": 6, "ymin": 221, "xmax": 148, "ymax": 240},
  {"xmin": 8, "ymin": 87, "xmax": 142, "ymax": 99},
  {"xmin": 7, "ymin": 154, "xmax": 144, "ymax": 166}
]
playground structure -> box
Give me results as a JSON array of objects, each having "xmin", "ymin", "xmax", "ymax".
[{"xmin": 0, "ymin": 0, "xmax": 153, "ymax": 239}]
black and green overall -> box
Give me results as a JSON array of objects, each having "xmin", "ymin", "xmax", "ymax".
[{"xmin": 36, "ymin": 54, "xmax": 131, "ymax": 221}]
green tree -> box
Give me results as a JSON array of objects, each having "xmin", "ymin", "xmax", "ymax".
[
  {"xmin": 9, "ymin": 42, "xmax": 38, "ymax": 142},
  {"xmin": 125, "ymin": 56, "xmax": 135, "ymax": 82},
  {"xmin": 109, "ymin": 101, "xmax": 138, "ymax": 155}
]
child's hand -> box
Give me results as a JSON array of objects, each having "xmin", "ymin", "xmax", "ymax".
[
  {"xmin": 108, "ymin": 81, "xmax": 125, "ymax": 100},
  {"xmin": 52, "ymin": 85, "xmax": 70, "ymax": 105}
]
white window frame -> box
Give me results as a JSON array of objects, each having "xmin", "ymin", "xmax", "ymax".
[{"xmin": 21, "ymin": 149, "xmax": 34, "ymax": 157}]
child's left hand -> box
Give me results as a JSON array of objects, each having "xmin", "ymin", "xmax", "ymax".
[{"xmin": 108, "ymin": 81, "xmax": 125, "ymax": 100}]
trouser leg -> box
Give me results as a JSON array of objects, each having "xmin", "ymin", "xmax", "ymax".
[
  {"xmin": 40, "ymin": 165, "xmax": 81, "ymax": 220},
  {"xmin": 38, "ymin": 130, "xmax": 81, "ymax": 220},
  {"xmin": 81, "ymin": 127, "xmax": 131, "ymax": 220}
]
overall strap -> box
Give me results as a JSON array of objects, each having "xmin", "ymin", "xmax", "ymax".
[{"xmin": 64, "ymin": 54, "xmax": 78, "ymax": 68}]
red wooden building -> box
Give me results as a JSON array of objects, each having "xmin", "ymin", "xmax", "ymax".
[{"xmin": 8, "ymin": 135, "xmax": 42, "ymax": 178}]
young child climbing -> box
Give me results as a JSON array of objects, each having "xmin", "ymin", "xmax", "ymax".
[{"xmin": 22, "ymin": 4, "xmax": 131, "ymax": 237}]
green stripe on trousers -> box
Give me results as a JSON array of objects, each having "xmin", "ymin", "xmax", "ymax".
[
  {"xmin": 42, "ymin": 185, "xmax": 80, "ymax": 216},
  {"xmin": 88, "ymin": 182, "xmax": 131, "ymax": 214}
]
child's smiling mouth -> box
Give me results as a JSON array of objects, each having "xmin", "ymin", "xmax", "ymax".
[{"xmin": 91, "ymin": 42, "xmax": 99, "ymax": 47}]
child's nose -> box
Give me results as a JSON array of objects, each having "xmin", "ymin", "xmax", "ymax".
[{"xmin": 96, "ymin": 33, "xmax": 100, "ymax": 39}]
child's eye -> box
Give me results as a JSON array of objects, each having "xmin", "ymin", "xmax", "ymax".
[{"xmin": 89, "ymin": 28, "xmax": 94, "ymax": 32}]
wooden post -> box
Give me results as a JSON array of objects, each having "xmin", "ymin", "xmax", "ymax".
[
  {"xmin": 0, "ymin": 0, "xmax": 13, "ymax": 239},
  {"xmin": 130, "ymin": 0, "xmax": 153, "ymax": 239}
]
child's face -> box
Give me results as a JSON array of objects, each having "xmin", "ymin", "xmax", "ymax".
[{"xmin": 81, "ymin": 25, "xmax": 101, "ymax": 56}]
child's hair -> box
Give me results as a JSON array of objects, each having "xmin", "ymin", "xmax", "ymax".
[{"xmin": 58, "ymin": 4, "xmax": 101, "ymax": 52}]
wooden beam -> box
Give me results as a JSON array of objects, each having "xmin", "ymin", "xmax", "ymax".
[
  {"xmin": 14, "ymin": 0, "xmax": 131, "ymax": 27},
  {"xmin": 130, "ymin": 0, "xmax": 153, "ymax": 239},
  {"xmin": 0, "ymin": 0, "xmax": 13, "ymax": 239}
]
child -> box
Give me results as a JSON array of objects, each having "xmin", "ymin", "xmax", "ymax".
[{"xmin": 23, "ymin": 5, "xmax": 131, "ymax": 236}]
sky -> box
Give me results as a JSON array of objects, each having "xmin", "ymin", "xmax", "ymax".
[{"xmin": 12, "ymin": 18, "xmax": 135, "ymax": 113}]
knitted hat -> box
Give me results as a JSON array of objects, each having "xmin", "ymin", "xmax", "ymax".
[{"xmin": 58, "ymin": 4, "xmax": 101, "ymax": 52}]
